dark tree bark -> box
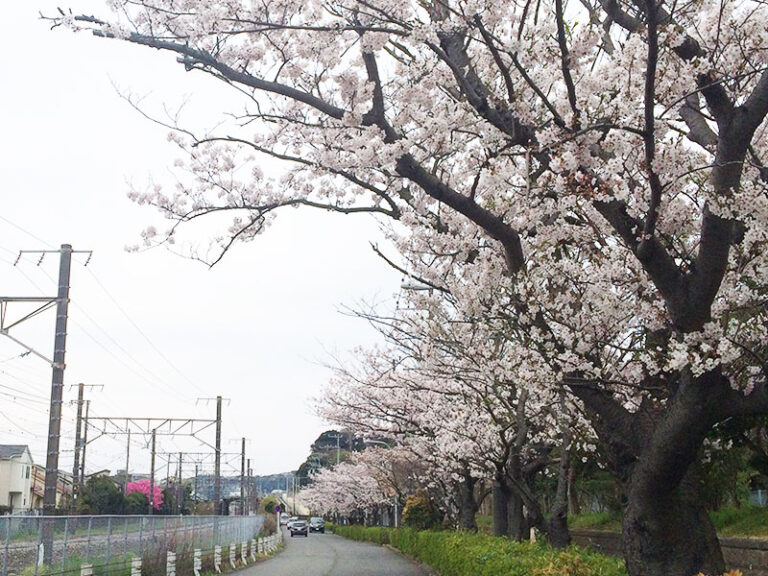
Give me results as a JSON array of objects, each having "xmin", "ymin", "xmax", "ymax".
[
  {"xmin": 456, "ymin": 470, "xmax": 479, "ymax": 531},
  {"xmin": 571, "ymin": 368, "xmax": 768, "ymax": 575},
  {"xmin": 506, "ymin": 487, "xmax": 528, "ymax": 540},
  {"xmin": 547, "ymin": 446, "xmax": 571, "ymax": 549},
  {"xmin": 567, "ymin": 463, "xmax": 580, "ymax": 515},
  {"xmin": 491, "ymin": 480, "xmax": 509, "ymax": 537},
  {"xmin": 623, "ymin": 472, "xmax": 721, "ymax": 576}
]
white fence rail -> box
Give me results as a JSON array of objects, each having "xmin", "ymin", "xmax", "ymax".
[{"xmin": 0, "ymin": 515, "xmax": 278, "ymax": 576}]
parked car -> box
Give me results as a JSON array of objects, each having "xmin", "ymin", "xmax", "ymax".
[
  {"xmin": 280, "ymin": 513, "xmax": 290, "ymax": 525},
  {"xmin": 309, "ymin": 517, "xmax": 325, "ymax": 533},
  {"xmin": 289, "ymin": 519, "xmax": 309, "ymax": 537}
]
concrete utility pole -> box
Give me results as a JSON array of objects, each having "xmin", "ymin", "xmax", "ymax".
[
  {"xmin": 194, "ymin": 464, "xmax": 199, "ymax": 504},
  {"xmin": 246, "ymin": 458, "xmax": 251, "ymax": 516},
  {"xmin": 80, "ymin": 400, "xmax": 90, "ymax": 489},
  {"xmin": 72, "ymin": 382, "xmax": 84, "ymax": 508},
  {"xmin": 178, "ymin": 451, "xmax": 183, "ymax": 515},
  {"xmin": 44, "ymin": 245, "xmax": 73, "ymax": 518},
  {"xmin": 240, "ymin": 437, "xmax": 246, "ymax": 516},
  {"xmin": 149, "ymin": 428, "xmax": 157, "ymax": 515},
  {"xmin": 124, "ymin": 429, "xmax": 131, "ymax": 490},
  {"xmin": 1, "ymin": 245, "xmax": 91, "ymax": 544},
  {"xmin": 214, "ymin": 395, "xmax": 222, "ymax": 514}
]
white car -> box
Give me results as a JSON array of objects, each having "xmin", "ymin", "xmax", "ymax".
[
  {"xmin": 279, "ymin": 513, "xmax": 290, "ymax": 526},
  {"xmin": 286, "ymin": 516, "xmax": 299, "ymax": 529}
]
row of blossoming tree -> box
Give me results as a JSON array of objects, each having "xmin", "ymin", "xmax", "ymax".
[{"xmin": 53, "ymin": 0, "xmax": 768, "ymax": 574}]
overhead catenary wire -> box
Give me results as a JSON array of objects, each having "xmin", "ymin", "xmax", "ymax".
[
  {"xmin": 37, "ymin": 264, "xmax": 199, "ymax": 403},
  {"xmin": 82, "ymin": 263, "xmax": 208, "ymax": 396},
  {"xmin": 0, "ymin": 215, "xmax": 55, "ymax": 248}
]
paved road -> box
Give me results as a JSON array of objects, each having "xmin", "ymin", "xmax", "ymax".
[{"xmin": 241, "ymin": 529, "xmax": 430, "ymax": 576}]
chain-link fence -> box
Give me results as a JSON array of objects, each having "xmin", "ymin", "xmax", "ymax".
[{"xmin": 0, "ymin": 515, "xmax": 274, "ymax": 576}]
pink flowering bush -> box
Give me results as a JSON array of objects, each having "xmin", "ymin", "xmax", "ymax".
[{"xmin": 126, "ymin": 479, "xmax": 163, "ymax": 510}]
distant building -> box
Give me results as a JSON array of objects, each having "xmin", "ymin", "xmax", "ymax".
[
  {"xmin": 0, "ymin": 445, "xmax": 33, "ymax": 513},
  {"xmin": 29, "ymin": 464, "xmax": 73, "ymax": 510}
]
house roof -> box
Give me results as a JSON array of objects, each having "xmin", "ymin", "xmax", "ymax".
[{"xmin": 0, "ymin": 444, "xmax": 30, "ymax": 459}]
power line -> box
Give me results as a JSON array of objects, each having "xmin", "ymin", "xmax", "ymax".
[
  {"xmin": 83, "ymin": 264, "xmax": 207, "ymax": 395},
  {"xmin": 0, "ymin": 215, "xmax": 54, "ymax": 248}
]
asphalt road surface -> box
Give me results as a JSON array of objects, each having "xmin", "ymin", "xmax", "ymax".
[{"xmin": 240, "ymin": 529, "xmax": 431, "ymax": 576}]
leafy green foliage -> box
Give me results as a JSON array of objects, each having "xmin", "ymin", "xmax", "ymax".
[
  {"xmin": 401, "ymin": 495, "xmax": 441, "ymax": 530},
  {"xmin": 77, "ymin": 477, "xmax": 125, "ymax": 515},
  {"xmin": 567, "ymin": 512, "xmax": 622, "ymax": 532},
  {"xmin": 710, "ymin": 506, "xmax": 768, "ymax": 538},
  {"xmin": 124, "ymin": 491, "xmax": 149, "ymax": 515},
  {"xmin": 331, "ymin": 525, "xmax": 626, "ymax": 576},
  {"xmin": 261, "ymin": 495, "xmax": 279, "ymax": 514}
]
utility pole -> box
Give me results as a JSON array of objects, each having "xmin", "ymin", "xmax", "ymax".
[
  {"xmin": 246, "ymin": 458, "xmax": 251, "ymax": 516},
  {"xmin": 44, "ymin": 245, "xmax": 73, "ymax": 521},
  {"xmin": 240, "ymin": 437, "xmax": 246, "ymax": 516},
  {"xmin": 1, "ymin": 245, "xmax": 90, "ymax": 550},
  {"xmin": 178, "ymin": 452, "xmax": 183, "ymax": 515},
  {"xmin": 148, "ymin": 428, "xmax": 156, "ymax": 515},
  {"xmin": 71, "ymin": 382, "xmax": 84, "ymax": 509},
  {"xmin": 194, "ymin": 464, "xmax": 199, "ymax": 504},
  {"xmin": 124, "ymin": 429, "xmax": 131, "ymax": 491},
  {"xmin": 79, "ymin": 400, "xmax": 90, "ymax": 489},
  {"xmin": 214, "ymin": 395, "xmax": 222, "ymax": 515}
]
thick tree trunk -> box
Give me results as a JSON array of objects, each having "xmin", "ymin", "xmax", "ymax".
[
  {"xmin": 506, "ymin": 488, "xmax": 528, "ymax": 541},
  {"xmin": 491, "ymin": 481, "xmax": 508, "ymax": 536},
  {"xmin": 457, "ymin": 473, "xmax": 478, "ymax": 531},
  {"xmin": 567, "ymin": 368, "xmax": 766, "ymax": 576},
  {"xmin": 567, "ymin": 465, "xmax": 580, "ymax": 515},
  {"xmin": 623, "ymin": 472, "xmax": 723, "ymax": 576},
  {"xmin": 547, "ymin": 447, "xmax": 571, "ymax": 549}
]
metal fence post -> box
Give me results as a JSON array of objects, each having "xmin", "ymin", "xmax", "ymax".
[
  {"xmin": 2, "ymin": 516, "xmax": 10, "ymax": 576},
  {"xmin": 85, "ymin": 516, "xmax": 93, "ymax": 562},
  {"xmin": 61, "ymin": 517, "xmax": 70, "ymax": 575},
  {"xmin": 139, "ymin": 516, "xmax": 144, "ymax": 558},
  {"xmin": 105, "ymin": 516, "xmax": 112, "ymax": 576},
  {"xmin": 123, "ymin": 516, "xmax": 129, "ymax": 564},
  {"xmin": 34, "ymin": 516, "xmax": 43, "ymax": 576}
]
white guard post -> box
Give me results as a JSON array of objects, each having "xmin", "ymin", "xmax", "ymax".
[
  {"xmin": 241, "ymin": 541, "xmax": 248, "ymax": 564},
  {"xmin": 166, "ymin": 551, "xmax": 176, "ymax": 576},
  {"xmin": 193, "ymin": 549, "xmax": 202, "ymax": 576},
  {"xmin": 80, "ymin": 564, "xmax": 93, "ymax": 576},
  {"xmin": 131, "ymin": 557, "xmax": 142, "ymax": 576},
  {"xmin": 229, "ymin": 543, "xmax": 237, "ymax": 569},
  {"xmin": 250, "ymin": 539, "xmax": 257, "ymax": 561},
  {"xmin": 214, "ymin": 545, "xmax": 222, "ymax": 574}
]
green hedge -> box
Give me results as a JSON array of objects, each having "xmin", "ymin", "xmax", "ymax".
[{"xmin": 330, "ymin": 525, "xmax": 626, "ymax": 576}]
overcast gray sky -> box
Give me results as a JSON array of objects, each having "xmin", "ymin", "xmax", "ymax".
[{"xmin": 0, "ymin": 2, "xmax": 400, "ymax": 479}]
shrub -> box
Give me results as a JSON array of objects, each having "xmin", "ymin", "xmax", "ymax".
[
  {"xmin": 401, "ymin": 495, "xmax": 441, "ymax": 530},
  {"xmin": 332, "ymin": 525, "xmax": 626, "ymax": 576}
]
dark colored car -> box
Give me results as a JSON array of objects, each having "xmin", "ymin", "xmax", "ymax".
[
  {"xmin": 309, "ymin": 517, "xmax": 325, "ymax": 533},
  {"xmin": 289, "ymin": 520, "xmax": 309, "ymax": 537}
]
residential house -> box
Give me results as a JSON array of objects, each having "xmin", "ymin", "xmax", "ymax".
[
  {"xmin": 0, "ymin": 444, "xmax": 33, "ymax": 513},
  {"xmin": 29, "ymin": 464, "xmax": 73, "ymax": 510}
]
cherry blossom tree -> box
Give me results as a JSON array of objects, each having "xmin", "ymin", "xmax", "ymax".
[
  {"xmin": 322, "ymin": 289, "xmax": 582, "ymax": 544},
  {"xmin": 53, "ymin": 1, "xmax": 768, "ymax": 574},
  {"xmin": 300, "ymin": 449, "xmax": 417, "ymax": 523},
  {"xmin": 126, "ymin": 479, "xmax": 163, "ymax": 511}
]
